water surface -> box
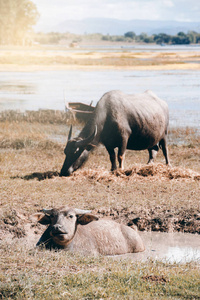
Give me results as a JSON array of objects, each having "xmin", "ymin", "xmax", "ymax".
[
  {"xmin": 0, "ymin": 69, "xmax": 199, "ymax": 129},
  {"xmin": 114, "ymin": 232, "xmax": 200, "ymax": 263}
]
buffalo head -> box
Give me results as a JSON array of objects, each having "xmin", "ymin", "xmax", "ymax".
[
  {"xmin": 60, "ymin": 125, "xmax": 97, "ymax": 176},
  {"xmin": 34, "ymin": 207, "xmax": 98, "ymax": 248}
]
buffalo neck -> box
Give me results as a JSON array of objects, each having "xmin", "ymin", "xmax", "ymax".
[{"xmin": 79, "ymin": 116, "xmax": 99, "ymax": 147}]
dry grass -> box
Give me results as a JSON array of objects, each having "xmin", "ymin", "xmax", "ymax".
[
  {"xmin": 73, "ymin": 163, "xmax": 200, "ymax": 182},
  {"xmin": 0, "ymin": 47, "xmax": 200, "ymax": 71},
  {"xmin": 0, "ymin": 109, "xmax": 72, "ymax": 124},
  {"xmin": 0, "ymin": 112, "xmax": 199, "ymax": 218}
]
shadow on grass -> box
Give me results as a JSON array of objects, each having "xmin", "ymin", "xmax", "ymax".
[{"xmin": 11, "ymin": 171, "xmax": 60, "ymax": 181}]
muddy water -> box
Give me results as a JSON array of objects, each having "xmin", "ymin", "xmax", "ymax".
[
  {"xmin": 21, "ymin": 230, "xmax": 200, "ymax": 263},
  {"xmin": 0, "ymin": 69, "xmax": 200, "ymax": 129},
  {"xmin": 114, "ymin": 232, "xmax": 200, "ymax": 263}
]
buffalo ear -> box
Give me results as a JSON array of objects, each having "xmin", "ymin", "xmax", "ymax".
[
  {"xmin": 77, "ymin": 214, "xmax": 98, "ymax": 225},
  {"xmin": 31, "ymin": 213, "xmax": 50, "ymax": 225}
]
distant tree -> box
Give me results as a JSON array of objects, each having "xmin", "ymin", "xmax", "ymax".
[
  {"xmin": 171, "ymin": 32, "xmax": 190, "ymax": 44},
  {"xmin": 114, "ymin": 36, "xmax": 125, "ymax": 42},
  {"xmin": 143, "ymin": 36, "xmax": 154, "ymax": 43},
  {"xmin": 124, "ymin": 31, "xmax": 136, "ymax": 39},
  {"xmin": 138, "ymin": 32, "xmax": 148, "ymax": 41},
  {"xmin": 153, "ymin": 33, "xmax": 171, "ymax": 44},
  {"xmin": 196, "ymin": 34, "xmax": 200, "ymax": 43},
  {"xmin": 101, "ymin": 34, "xmax": 114, "ymax": 41},
  {"xmin": 187, "ymin": 31, "xmax": 199, "ymax": 43},
  {"xmin": 0, "ymin": 0, "xmax": 39, "ymax": 45},
  {"xmin": 177, "ymin": 31, "xmax": 186, "ymax": 37}
]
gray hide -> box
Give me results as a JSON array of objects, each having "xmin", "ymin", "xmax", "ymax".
[
  {"xmin": 34, "ymin": 207, "xmax": 145, "ymax": 256},
  {"xmin": 60, "ymin": 90, "xmax": 170, "ymax": 176}
]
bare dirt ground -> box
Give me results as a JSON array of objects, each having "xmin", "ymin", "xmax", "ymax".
[{"xmin": 0, "ymin": 114, "xmax": 200, "ymax": 244}]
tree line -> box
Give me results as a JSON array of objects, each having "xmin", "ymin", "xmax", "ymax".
[
  {"xmin": 34, "ymin": 31, "xmax": 200, "ymax": 45},
  {"xmin": 34, "ymin": 31, "xmax": 200, "ymax": 46},
  {"xmin": 123, "ymin": 31, "xmax": 200, "ymax": 44}
]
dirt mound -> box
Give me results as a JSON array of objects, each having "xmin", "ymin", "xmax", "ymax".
[
  {"xmin": 95, "ymin": 207, "xmax": 200, "ymax": 234},
  {"xmin": 0, "ymin": 210, "xmax": 43, "ymax": 242},
  {"xmin": 1, "ymin": 206, "xmax": 199, "ymax": 242},
  {"xmin": 19, "ymin": 164, "xmax": 200, "ymax": 182},
  {"xmin": 0, "ymin": 210, "xmax": 27, "ymax": 239},
  {"xmin": 73, "ymin": 164, "xmax": 200, "ymax": 182}
]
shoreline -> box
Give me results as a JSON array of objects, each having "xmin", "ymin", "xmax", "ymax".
[
  {"xmin": 0, "ymin": 63, "xmax": 200, "ymax": 72},
  {"xmin": 0, "ymin": 48, "xmax": 199, "ymax": 71}
]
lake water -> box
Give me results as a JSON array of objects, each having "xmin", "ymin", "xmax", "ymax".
[{"xmin": 0, "ymin": 69, "xmax": 200, "ymax": 129}]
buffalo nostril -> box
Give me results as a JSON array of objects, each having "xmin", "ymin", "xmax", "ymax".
[
  {"xmin": 52, "ymin": 225, "xmax": 62, "ymax": 232},
  {"xmin": 52, "ymin": 225, "xmax": 67, "ymax": 235}
]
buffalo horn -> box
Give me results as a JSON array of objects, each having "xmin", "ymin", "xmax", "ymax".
[
  {"xmin": 43, "ymin": 209, "xmax": 52, "ymax": 216},
  {"xmin": 74, "ymin": 209, "xmax": 92, "ymax": 215},
  {"xmin": 75, "ymin": 125, "xmax": 97, "ymax": 147},
  {"xmin": 68, "ymin": 125, "xmax": 73, "ymax": 141}
]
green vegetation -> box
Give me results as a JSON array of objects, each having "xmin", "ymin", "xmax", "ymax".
[
  {"xmin": 0, "ymin": 247, "xmax": 199, "ymax": 299},
  {"xmin": 0, "ymin": 0, "xmax": 39, "ymax": 45},
  {"xmin": 105, "ymin": 30, "xmax": 200, "ymax": 45},
  {"xmin": 33, "ymin": 30, "xmax": 200, "ymax": 46}
]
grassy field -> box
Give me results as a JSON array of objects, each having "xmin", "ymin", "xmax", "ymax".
[{"xmin": 0, "ymin": 111, "xmax": 200, "ymax": 299}]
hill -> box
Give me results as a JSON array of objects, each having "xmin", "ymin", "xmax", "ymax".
[{"xmin": 51, "ymin": 18, "xmax": 200, "ymax": 35}]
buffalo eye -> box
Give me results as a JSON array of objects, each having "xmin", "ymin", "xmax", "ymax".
[{"xmin": 63, "ymin": 212, "xmax": 74, "ymax": 218}]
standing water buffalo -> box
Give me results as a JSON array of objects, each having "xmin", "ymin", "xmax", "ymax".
[
  {"xmin": 60, "ymin": 90, "xmax": 170, "ymax": 176},
  {"xmin": 34, "ymin": 207, "xmax": 145, "ymax": 255}
]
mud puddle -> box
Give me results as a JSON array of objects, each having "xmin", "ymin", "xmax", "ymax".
[
  {"xmin": 1, "ymin": 210, "xmax": 199, "ymax": 262},
  {"xmin": 1, "ymin": 222, "xmax": 199, "ymax": 263},
  {"xmin": 112, "ymin": 232, "xmax": 200, "ymax": 263}
]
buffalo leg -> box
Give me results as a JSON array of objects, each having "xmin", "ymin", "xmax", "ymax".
[
  {"xmin": 159, "ymin": 137, "xmax": 170, "ymax": 165},
  {"xmin": 118, "ymin": 140, "xmax": 128, "ymax": 169},
  {"xmin": 118, "ymin": 153, "xmax": 125, "ymax": 169},
  {"xmin": 106, "ymin": 147, "xmax": 117, "ymax": 171},
  {"xmin": 148, "ymin": 144, "xmax": 159, "ymax": 164}
]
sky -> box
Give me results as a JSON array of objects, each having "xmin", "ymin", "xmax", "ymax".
[{"xmin": 32, "ymin": 0, "xmax": 200, "ymax": 31}]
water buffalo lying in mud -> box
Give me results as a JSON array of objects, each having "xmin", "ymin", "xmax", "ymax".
[
  {"xmin": 34, "ymin": 207, "xmax": 145, "ymax": 255},
  {"xmin": 60, "ymin": 90, "xmax": 170, "ymax": 176}
]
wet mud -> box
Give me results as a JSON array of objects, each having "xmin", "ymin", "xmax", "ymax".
[
  {"xmin": 2, "ymin": 164, "xmax": 200, "ymax": 241},
  {"xmin": 1, "ymin": 205, "xmax": 199, "ymax": 243}
]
